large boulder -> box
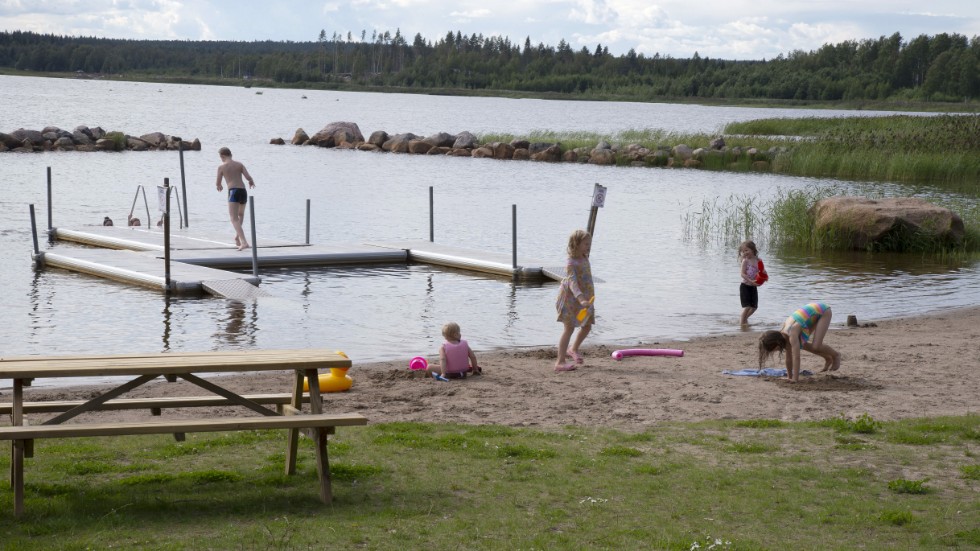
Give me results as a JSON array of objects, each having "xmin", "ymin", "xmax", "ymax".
[
  {"xmin": 408, "ymin": 139, "xmax": 433, "ymax": 154},
  {"xmin": 452, "ymin": 131, "xmax": 478, "ymax": 149},
  {"xmin": 530, "ymin": 144, "xmax": 562, "ymax": 162},
  {"xmin": 0, "ymin": 132, "xmax": 21, "ymax": 149},
  {"xmin": 382, "ymin": 133, "xmax": 418, "ymax": 153},
  {"xmin": 368, "ymin": 130, "xmax": 389, "ymax": 147},
  {"xmin": 492, "ymin": 142, "xmax": 515, "ymax": 160},
  {"xmin": 810, "ymin": 196, "xmax": 965, "ymax": 250},
  {"xmin": 72, "ymin": 130, "xmax": 92, "ymax": 145},
  {"xmin": 422, "ymin": 132, "xmax": 455, "ymax": 148},
  {"xmin": 140, "ymin": 132, "xmax": 166, "ymax": 147},
  {"xmin": 672, "ymin": 144, "xmax": 693, "ymax": 160},
  {"xmin": 309, "ymin": 121, "xmax": 364, "ymax": 147},
  {"xmin": 11, "ymin": 128, "xmax": 44, "ymax": 146},
  {"xmin": 528, "ymin": 142, "xmax": 558, "ymax": 155},
  {"xmin": 588, "ymin": 149, "xmax": 616, "ymax": 165},
  {"xmin": 291, "ymin": 128, "xmax": 310, "ymax": 145}
]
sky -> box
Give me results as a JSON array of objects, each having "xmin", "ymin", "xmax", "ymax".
[{"xmin": 1, "ymin": 0, "xmax": 977, "ymax": 60}]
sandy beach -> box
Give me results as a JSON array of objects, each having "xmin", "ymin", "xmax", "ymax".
[{"xmin": 10, "ymin": 306, "xmax": 980, "ymax": 429}]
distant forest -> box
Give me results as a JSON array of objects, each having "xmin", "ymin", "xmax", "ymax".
[{"xmin": 1, "ymin": 29, "xmax": 978, "ymax": 103}]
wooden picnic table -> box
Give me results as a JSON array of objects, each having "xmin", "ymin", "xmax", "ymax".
[{"xmin": 0, "ymin": 349, "xmax": 367, "ymax": 518}]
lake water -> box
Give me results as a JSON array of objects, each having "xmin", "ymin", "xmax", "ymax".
[{"xmin": 2, "ymin": 75, "xmax": 977, "ymax": 386}]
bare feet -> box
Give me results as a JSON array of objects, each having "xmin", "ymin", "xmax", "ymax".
[
  {"xmin": 237, "ymin": 243, "xmax": 250, "ymax": 251},
  {"xmin": 566, "ymin": 350, "xmax": 584, "ymax": 364},
  {"xmin": 829, "ymin": 353, "xmax": 841, "ymax": 371},
  {"xmin": 554, "ymin": 362, "xmax": 576, "ymax": 372}
]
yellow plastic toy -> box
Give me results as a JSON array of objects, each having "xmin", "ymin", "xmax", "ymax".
[{"xmin": 303, "ymin": 351, "xmax": 353, "ymax": 393}]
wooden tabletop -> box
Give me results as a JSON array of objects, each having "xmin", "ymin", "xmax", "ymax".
[{"xmin": 0, "ymin": 349, "xmax": 351, "ymax": 379}]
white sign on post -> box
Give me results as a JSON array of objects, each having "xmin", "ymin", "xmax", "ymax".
[
  {"xmin": 157, "ymin": 186, "xmax": 169, "ymax": 213},
  {"xmin": 591, "ymin": 183, "xmax": 607, "ymax": 208}
]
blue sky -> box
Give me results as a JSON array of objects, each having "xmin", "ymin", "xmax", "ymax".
[{"xmin": 1, "ymin": 0, "xmax": 977, "ymax": 60}]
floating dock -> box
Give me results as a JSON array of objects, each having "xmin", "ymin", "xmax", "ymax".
[
  {"xmin": 38, "ymin": 226, "xmax": 560, "ymax": 299},
  {"xmin": 40, "ymin": 247, "xmax": 261, "ymax": 295},
  {"xmin": 368, "ymin": 240, "xmax": 552, "ymax": 280}
]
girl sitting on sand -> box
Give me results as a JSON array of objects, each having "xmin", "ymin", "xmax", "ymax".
[
  {"xmin": 427, "ymin": 322, "xmax": 481, "ymax": 381},
  {"xmin": 759, "ymin": 302, "xmax": 841, "ymax": 383}
]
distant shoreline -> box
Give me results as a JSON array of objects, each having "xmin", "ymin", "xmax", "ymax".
[{"xmin": 1, "ymin": 69, "xmax": 974, "ymax": 114}]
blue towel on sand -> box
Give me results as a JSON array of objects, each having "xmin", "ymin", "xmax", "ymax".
[{"xmin": 722, "ymin": 368, "xmax": 813, "ymax": 377}]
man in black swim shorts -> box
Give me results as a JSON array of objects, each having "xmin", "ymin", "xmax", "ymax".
[{"xmin": 215, "ymin": 147, "xmax": 256, "ymax": 250}]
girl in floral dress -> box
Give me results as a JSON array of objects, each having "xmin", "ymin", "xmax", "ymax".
[{"xmin": 554, "ymin": 229, "xmax": 595, "ymax": 372}]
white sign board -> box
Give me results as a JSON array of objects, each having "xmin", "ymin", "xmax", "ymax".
[
  {"xmin": 157, "ymin": 186, "xmax": 169, "ymax": 214},
  {"xmin": 591, "ymin": 183, "xmax": 607, "ymax": 208}
]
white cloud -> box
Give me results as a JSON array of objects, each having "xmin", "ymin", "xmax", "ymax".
[{"xmin": 449, "ymin": 9, "xmax": 491, "ymax": 20}]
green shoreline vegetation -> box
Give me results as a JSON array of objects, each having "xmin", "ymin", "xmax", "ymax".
[
  {"xmin": 0, "ymin": 415, "xmax": 976, "ymax": 549},
  {"xmin": 2, "ymin": 29, "xmax": 979, "ymax": 108},
  {"xmin": 480, "ymin": 116, "xmax": 980, "ymax": 256}
]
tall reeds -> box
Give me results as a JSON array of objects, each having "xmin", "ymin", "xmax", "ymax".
[
  {"xmin": 726, "ymin": 115, "xmax": 980, "ymax": 193},
  {"xmin": 683, "ymin": 186, "xmax": 980, "ymax": 257}
]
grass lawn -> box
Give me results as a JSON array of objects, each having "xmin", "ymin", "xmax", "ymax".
[{"xmin": 0, "ymin": 414, "xmax": 977, "ymax": 550}]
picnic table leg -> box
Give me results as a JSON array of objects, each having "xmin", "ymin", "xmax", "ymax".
[
  {"xmin": 303, "ymin": 369, "xmax": 331, "ymax": 502},
  {"xmin": 12, "ymin": 440, "xmax": 24, "ymax": 518},
  {"xmin": 313, "ymin": 427, "xmax": 332, "ymax": 503},
  {"xmin": 285, "ymin": 370, "xmax": 304, "ymax": 475},
  {"xmin": 11, "ymin": 377, "xmax": 25, "ymax": 517}
]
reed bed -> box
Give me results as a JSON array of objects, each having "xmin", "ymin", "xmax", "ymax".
[
  {"xmin": 682, "ymin": 186, "xmax": 980, "ymax": 257},
  {"xmin": 726, "ymin": 115, "xmax": 980, "ymax": 192}
]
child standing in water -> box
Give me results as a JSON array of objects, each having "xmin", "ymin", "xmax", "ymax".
[
  {"xmin": 738, "ymin": 240, "xmax": 760, "ymax": 325},
  {"xmin": 759, "ymin": 302, "xmax": 841, "ymax": 383},
  {"xmin": 427, "ymin": 322, "xmax": 481, "ymax": 380},
  {"xmin": 554, "ymin": 229, "xmax": 595, "ymax": 372}
]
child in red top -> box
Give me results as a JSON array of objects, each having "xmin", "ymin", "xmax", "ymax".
[{"xmin": 738, "ymin": 240, "xmax": 761, "ymax": 326}]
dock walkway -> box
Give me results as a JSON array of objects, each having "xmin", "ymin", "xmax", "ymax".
[{"xmin": 40, "ymin": 226, "xmax": 561, "ymax": 298}]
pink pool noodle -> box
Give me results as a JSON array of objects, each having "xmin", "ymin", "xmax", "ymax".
[{"xmin": 611, "ymin": 348, "xmax": 685, "ymax": 361}]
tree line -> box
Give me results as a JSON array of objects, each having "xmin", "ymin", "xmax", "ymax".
[{"xmin": 1, "ymin": 29, "xmax": 977, "ymax": 102}]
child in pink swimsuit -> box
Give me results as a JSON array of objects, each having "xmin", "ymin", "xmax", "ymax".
[{"xmin": 427, "ymin": 322, "xmax": 481, "ymax": 381}]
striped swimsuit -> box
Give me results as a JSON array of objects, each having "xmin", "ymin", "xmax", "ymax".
[{"xmin": 789, "ymin": 302, "xmax": 829, "ymax": 344}]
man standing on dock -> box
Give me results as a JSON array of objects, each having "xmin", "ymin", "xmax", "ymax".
[{"xmin": 215, "ymin": 147, "xmax": 255, "ymax": 251}]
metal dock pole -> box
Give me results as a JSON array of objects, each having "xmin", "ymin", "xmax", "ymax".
[
  {"xmin": 305, "ymin": 199, "xmax": 311, "ymax": 245},
  {"xmin": 512, "ymin": 204, "xmax": 517, "ymax": 274},
  {"xmin": 429, "ymin": 186, "xmax": 434, "ymax": 242},
  {"xmin": 46, "ymin": 167, "xmax": 53, "ymax": 240},
  {"xmin": 163, "ymin": 178, "xmax": 172, "ymax": 294},
  {"xmin": 29, "ymin": 204, "xmax": 41, "ymax": 267},
  {"xmin": 178, "ymin": 141, "xmax": 189, "ymax": 227},
  {"xmin": 249, "ymin": 197, "xmax": 259, "ymax": 278}
]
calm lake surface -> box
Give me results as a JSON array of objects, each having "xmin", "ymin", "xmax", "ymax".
[{"xmin": 1, "ymin": 75, "xmax": 977, "ymax": 386}]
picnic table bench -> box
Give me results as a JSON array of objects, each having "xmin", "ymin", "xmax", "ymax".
[{"xmin": 0, "ymin": 349, "xmax": 368, "ymax": 518}]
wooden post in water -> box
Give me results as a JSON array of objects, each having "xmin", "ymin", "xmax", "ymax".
[
  {"xmin": 429, "ymin": 186, "xmax": 434, "ymax": 242},
  {"xmin": 178, "ymin": 141, "xmax": 189, "ymax": 227},
  {"xmin": 163, "ymin": 178, "xmax": 172, "ymax": 294}
]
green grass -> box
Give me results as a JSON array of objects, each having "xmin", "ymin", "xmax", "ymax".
[
  {"xmin": 726, "ymin": 114, "xmax": 980, "ymax": 192},
  {"xmin": 1, "ymin": 415, "xmax": 977, "ymax": 549}
]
